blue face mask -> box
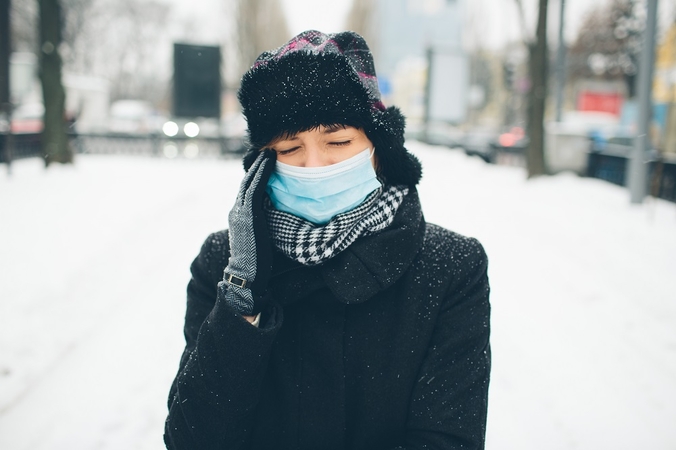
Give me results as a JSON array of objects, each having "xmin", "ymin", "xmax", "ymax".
[{"xmin": 266, "ymin": 148, "xmax": 382, "ymax": 225}]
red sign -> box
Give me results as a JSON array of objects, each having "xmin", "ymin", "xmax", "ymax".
[{"xmin": 577, "ymin": 91, "xmax": 623, "ymax": 116}]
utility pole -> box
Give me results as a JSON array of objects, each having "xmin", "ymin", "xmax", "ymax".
[
  {"xmin": 0, "ymin": 0, "xmax": 13, "ymax": 174},
  {"xmin": 422, "ymin": 46, "xmax": 433, "ymax": 144},
  {"xmin": 628, "ymin": 0, "xmax": 658, "ymax": 204},
  {"xmin": 555, "ymin": 0, "xmax": 566, "ymax": 122}
]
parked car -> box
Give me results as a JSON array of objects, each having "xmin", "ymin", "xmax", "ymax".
[
  {"xmin": 545, "ymin": 111, "xmax": 619, "ymax": 174},
  {"xmin": 425, "ymin": 124, "xmax": 463, "ymax": 148},
  {"xmin": 492, "ymin": 126, "xmax": 528, "ymax": 154},
  {"xmin": 10, "ymin": 103, "xmax": 44, "ymax": 134},
  {"xmin": 108, "ymin": 100, "xmax": 165, "ymax": 135},
  {"xmin": 458, "ymin": 128, "xmax": 500, "ymax": 163},
  {"xmin": 403, "ymin": 123, "xmax": 463, "ymax": 149}
]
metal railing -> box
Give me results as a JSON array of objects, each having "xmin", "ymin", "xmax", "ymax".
[
  {"xmin": 5, "ymin": 131, "xmax": 675, "ymax": 203},
  {"xmin": 0, "ymin": 132, "xmax": 42, "ymax": 162},
  {"xmin": 587, "ymin": 143, "xmax": 676, "ymax": 203},
  {"xmin": 1, "ymin": 132, "xmax": 246, "ymax": 163}
]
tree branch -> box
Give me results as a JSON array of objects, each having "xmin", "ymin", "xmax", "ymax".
[{"xmin": 513, "ymin": 0, "xmax": 532, "ymax": 44}]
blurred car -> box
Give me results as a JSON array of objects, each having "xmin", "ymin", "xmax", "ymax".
[
  {"xmin": 10, "ymin": 102, "xmax": 44, "ymax": 133},
  {"xmin": 423, "ymin": 123, "xmax": 463, "ymax": 148},
  {"xmin": 458, "ymin": 128, "xmax": 500, "ymax": 163},
  {"xmin": 492, "ymin": 126, "xmax": 528, "ymax": 154},
  {"xmin": 545, "ymin": 111, "xmax": 620, "ymax": 174},
  {"xmin": 161, "ymin": 117, "xmax": 222, "ymax": 139},
  {"xmin": 108, "ymin": 100, "xmax": 165, "ymax": 135},
  {"xmin": 159, "ymin": 113, "xmax": 248, "ymax": 155}
]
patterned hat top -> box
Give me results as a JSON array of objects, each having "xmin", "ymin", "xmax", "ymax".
[{"xmin": 251, "ymin": 30, "xmax": 385, "ymax": 111}]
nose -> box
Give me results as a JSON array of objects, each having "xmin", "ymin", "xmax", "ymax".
[{"xmin": 302, "ymin": 144, "xmax": 330, "ymax": 167}]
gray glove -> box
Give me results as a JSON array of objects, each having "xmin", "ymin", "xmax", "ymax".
[{"xmin": 219, "ymin": 150, "xmax": 276, "ymax": 316}]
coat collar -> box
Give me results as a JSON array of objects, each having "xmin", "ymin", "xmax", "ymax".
[{"xmin": 269, "ymin": 189, "xmax": 425, "ymax": 305}]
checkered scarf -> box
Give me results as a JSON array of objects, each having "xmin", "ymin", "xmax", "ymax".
[{"xmin": 266, "ymin": 185, "xmax": 409, "ymax": 266}]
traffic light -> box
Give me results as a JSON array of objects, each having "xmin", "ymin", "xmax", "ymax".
[{"xmin": 503, "ymin": 62, "xmax": 515, "ymax": 90}]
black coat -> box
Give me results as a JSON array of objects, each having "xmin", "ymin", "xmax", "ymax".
[{"xmin": 164, "ymin": 191, "xmax": 491, "ymax": 450}]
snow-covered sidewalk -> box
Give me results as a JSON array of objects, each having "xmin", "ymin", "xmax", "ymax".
[{"xmin": 1, "ymin": 143, "xmax": 675, "ymax": 449}]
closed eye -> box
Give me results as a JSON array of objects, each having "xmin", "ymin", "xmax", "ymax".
[
  {"xmin": 276, "ymin": 146, "xmax": 300, "ymax": 155},
  {"xmin": 329, "ymin": 140, "xmax": 352, "ymax": 146}
]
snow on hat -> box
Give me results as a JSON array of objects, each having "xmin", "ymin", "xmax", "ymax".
[{"xmin": 238, "ymin": 30, "xmax": 422, "ymax": 187}]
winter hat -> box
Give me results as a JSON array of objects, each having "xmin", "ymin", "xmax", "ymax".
[{"xmin": 238, "ymin": 30, "xmax": 422, "ymax": 187}]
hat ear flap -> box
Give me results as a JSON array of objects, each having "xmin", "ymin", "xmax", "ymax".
[
  {"xmin": 368, "ymin": 107, "xmax": 422, "ymax": 187},
  {"xmin": 242, "ymin": 147, "xmax": 259, "ymax": 171}
]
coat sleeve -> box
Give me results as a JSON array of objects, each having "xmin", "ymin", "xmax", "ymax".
[
  {"xmin": 164, "ymin": 232, "xmax": 283, "ymax": 450},
  {"xmin": 399, "ymin": 237, "xmax": 491, "ymax": 450}
]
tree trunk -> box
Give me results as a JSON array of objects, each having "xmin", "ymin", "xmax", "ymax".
[
  {"xmin": 0, "ymin": 0, "xmax": 13, "ymax": 170},
  {"xmin": 38, "ymin": 0, "xmax": 71, "ymax": 165},
  {"xmin": 526, "ymin": 0, "xmax": 548, "ymax": 177}
]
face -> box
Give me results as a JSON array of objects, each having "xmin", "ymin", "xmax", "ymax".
[{"xmin": 267, "ymin": 125, "xmax": 375, "ymax": 167}]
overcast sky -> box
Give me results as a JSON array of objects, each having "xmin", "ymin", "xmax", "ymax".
[
  {"xmin": 280, "ymin": 0, "xmax": 353, "ymax": 35},
  {"xmin": 280, "ymin": 0, "xmax": 676, "ymax": 48},
  {"xmin": 279, "ymin": 0, "xmax": 583, "ymax": 47},
  {"xmin": 164, "ymin": 0, "xmax": 676, "ymax": 50}
]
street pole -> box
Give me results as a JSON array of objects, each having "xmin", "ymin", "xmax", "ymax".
[
  {"xmin": 423, "ymin": 46, "xmax": 433, "ymax": 144},
  {"xmin": 628, "ymin": 0, "xmax": 658, "ymax": 204},
  {"xmin": 555, "ymin": 0, "xmax": 566, "ymax": 122}
]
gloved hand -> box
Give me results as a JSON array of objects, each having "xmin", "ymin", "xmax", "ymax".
[{"xmin": 219, "ymin": 150, "xmax": 276, "ymax": 316}]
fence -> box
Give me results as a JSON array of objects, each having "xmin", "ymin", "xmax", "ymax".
[
  {"xmin": 0, "ymin": 133, "xmax": 42, "ymax": 162},
  {"xmin": 587, "ymin": 143, "xmax": 676, "ymax": 203},
  {"xmin": 4, "ymin": 131, "xmax": 676, "ymax": 203},
  {"xmin": 1, "ymin": 132, "xmax": 246, "ymax": 163}
]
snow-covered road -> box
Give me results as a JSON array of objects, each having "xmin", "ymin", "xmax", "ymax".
[{"xmin": 1, "ymin": 143, "xmax": 675, "ymax": 449}]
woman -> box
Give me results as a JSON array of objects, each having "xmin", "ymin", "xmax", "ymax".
[{"xmin": 164, "ymin": 30, "xmax": 491, "ymax": 450}]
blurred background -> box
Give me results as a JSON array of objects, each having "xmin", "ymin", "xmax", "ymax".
[
  {"xmin": 1, "ymin": 0, "xmax": 676, "ymax": 449},
  {"xmin": 2, "ymin": 0, "xmax": 676, "ymax": 198}
]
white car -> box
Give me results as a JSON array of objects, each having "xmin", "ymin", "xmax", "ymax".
[{"xmin": 108, "ymin": 100, "xmax": 164, "ymax": 135}]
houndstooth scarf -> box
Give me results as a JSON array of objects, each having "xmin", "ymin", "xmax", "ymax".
[{"xmin": 266, "ymin": 185, "xmax": 409, "ymax": 266}]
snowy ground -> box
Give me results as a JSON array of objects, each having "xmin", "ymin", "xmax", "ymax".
[{"xmin": 1, "ymin": 142, "xmax": 675, "ymax": 450}]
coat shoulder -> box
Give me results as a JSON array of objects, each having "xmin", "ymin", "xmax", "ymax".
[
  {"xmin": 422, "ymin": 223, "xmax": 488, "ymax": 268},
  {"xmin": 417, "ymin": 223, "xmax": 490, "ymax": 313}
]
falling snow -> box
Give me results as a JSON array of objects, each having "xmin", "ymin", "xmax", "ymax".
[{"xmin": 0, "ymin": 141, "xmax": 675, "ymax": 449}]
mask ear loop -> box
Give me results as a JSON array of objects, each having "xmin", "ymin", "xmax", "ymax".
[{"xmin": 370, "ymin": 147, "xmax": 385, "ymax": 185}]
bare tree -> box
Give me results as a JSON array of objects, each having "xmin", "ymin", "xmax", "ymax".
[
  {"xmin": 10, "ymin": 0, "xmax": 37, "ymax": 52},
  {"xmin": 568, "ymin": 0, "xmax": 643, "ymax": 98},
  {"xmin": 103, "ymin": 0, "xmax": 170, "ymax": 102},
  {"xmin": 12, "ymin": 0, "xmax": 172, "ymax": 107},
  {"xmin": 235, "ymin": 0, "xmax": 291, "ymax": 74},
  {"xmin": 38, "ymin": 0, "xmax": 71, "ymax": 165},
  {"xmin": 59, "ymin": 0, "xmax": 98, "ymax": 74},
  {"xmin": 514, "ymin": 0, "xmax": 548, "ymax": 178},
  {"xmin": 345, "ymin": 0, "xmax": 378, "ymax": 56},
  {"xmin": 60, "ymin": 0, "xmax": 170, "ymax": 103}
]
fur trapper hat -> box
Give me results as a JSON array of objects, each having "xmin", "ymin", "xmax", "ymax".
[{"xmin": 238, "ymin": 30, "xmax": 422, "ymax": 187}]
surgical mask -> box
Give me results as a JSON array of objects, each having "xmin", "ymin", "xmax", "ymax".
[{"xmin": 266, "ymin": 148, "xmax": 381, "ymax": 225}]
